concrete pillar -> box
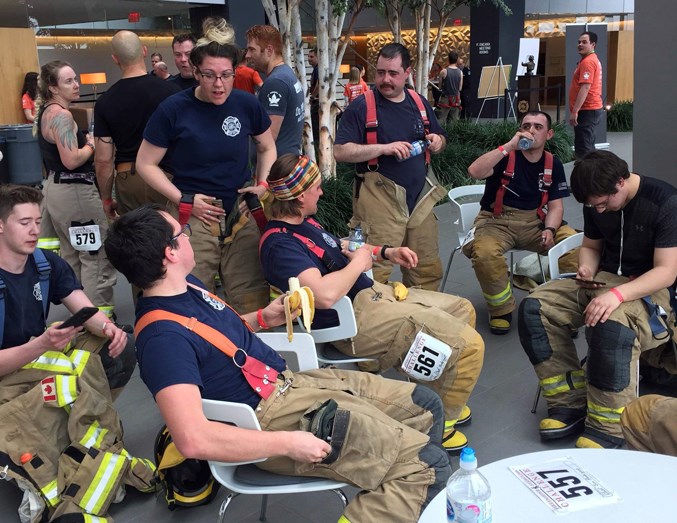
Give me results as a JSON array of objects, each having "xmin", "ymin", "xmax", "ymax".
[{"xmin": 633, "ymin": 0, "xmax": 675, "ymax": 183}]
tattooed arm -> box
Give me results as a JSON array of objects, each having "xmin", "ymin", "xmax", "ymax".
[{"xmin": 48, "ymin": 109, "xmax": 94, "ymax": 170}]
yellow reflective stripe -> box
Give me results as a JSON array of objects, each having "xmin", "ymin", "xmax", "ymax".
[
  {"xmin": 80, "ymin": 421, "xmax": 109, "ymax": 449},
  {"xmin": 81, "ymin": 452, "xmax": 126, "ymax": 514},
  {"xmin": 55, "ymin": 375, "xmax": 78, "ymax": 406},
  {"xmin": 23, "ymin": 351, "xmax": 74, "ymax": 374},
  {"xmin": 37, "ymin": 237, "xmax": 60, "ymax": 250},
  {"xmin": 338, "ymin": 516, "xmax": 351, "ymax": 523},
  {"xmin": 83, "ymin": 515, "xmax": 108, "ymax": 523},
  {"xmin": 483, "ymin": 283, "xmax": 512, "ymax": 306},
  {"xmin": 41, "ymin": 478, "xmax": 60, "ymax": 507},
  {"xmin": 98, "ymin": 306, "xmax": 114, "ymax": 319},
  {"xmin": 69, "ymin": 350, "xmax": 91, "ymax": 377},
  {"xmin": 588, "ymin": 401, "xmax": 624, "ymax": 424},
  {"xmin": 540, "ymin": 370, "xmax": 585, "ymax": 397},
  {"xmin": 131, "ymin": 457, "xmax": 156, "ymax": 473}
]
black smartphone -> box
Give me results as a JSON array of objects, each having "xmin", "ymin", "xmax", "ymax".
[
  {"xmin": 572, "ymin": 277, "xmax": 607, "ymax": 286},
  {"xmin": 57, "ymin": 307, "xmax": 99, "ymax": 329}
]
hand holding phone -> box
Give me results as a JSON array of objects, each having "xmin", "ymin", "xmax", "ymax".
[
  {"xmin": 572, "ymin": 277, "xmax": 606, "ymax": 286},
  {"xmin": 57, "ymin": 307, "xmax": 99, "ymax": 329}
]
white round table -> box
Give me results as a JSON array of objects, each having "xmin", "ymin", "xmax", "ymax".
[{"xmin": 419, "ymin": 448, "xmax": 677, "ymax": 522}]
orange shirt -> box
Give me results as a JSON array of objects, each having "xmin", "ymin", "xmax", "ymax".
[
  {"xmin": 569, "ymin": 52, "xmax": 603, "ymax": 111},
  {"xmin": 21, "ymin": 93, "xmax": 35, "ymax": 122},
  {"xmin": 233, "ymin": 65, "xmax": 263, "ymax": 94},
  {"xmin": 344, "ymin": 82, "xmax": 366, "ymax": 104}
]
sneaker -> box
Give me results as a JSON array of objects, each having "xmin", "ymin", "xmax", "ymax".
[
  {"xmin": 539, "ymin": 407, "xmax": 586, "ymax": 440},
  {"xmin": 575, "ymin": 428, "xmax": 625, "ymax": 449},
  {"xmin": 489, "ymin": 313, "xmax": 512, "ymax": 335},
  {"xmin": 442, "ymin": 428, "xmax": 468, "ymax": 453},
  {"xmin": 455, "ymin": 405, "xmax": 472, "ymax": 427}
]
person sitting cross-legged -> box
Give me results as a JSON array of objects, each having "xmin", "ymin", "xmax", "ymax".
[{"xmin": 259, "ymin": 154, "xmax": 485, "ymax": 453}]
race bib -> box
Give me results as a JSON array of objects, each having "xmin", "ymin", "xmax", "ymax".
[
  {"xmin": 461, "ymin": 226, "xmax": 475, "ymax": 247},
  {"xmin": 401, "ymin": 331, "xmax": 452, "ymax": 382},
  {"xmin": 68, "ymin": 224, "xmax": 101, "ymax": 251}
]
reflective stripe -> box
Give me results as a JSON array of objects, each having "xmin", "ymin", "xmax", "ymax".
[
  {"xmin": 588, "ymin": 401, "xmax": 624, "ymax": 424},
  {"xmin": 55, "ymin": 375, "xmax": 79, "ymax": 406},
  {"xmin": 98, "ymin": 306, "xmax": 114, "ymax": 319},
  {"xmin": 83, "ymin": 515, "xmax": 108, "ymax": 523},
  {"xmin": 81, "ymin": 452, "xmax": 126, "ymax": 514},
  {"xmin": 23, "ymin": 351, "xmax": 74, "ymax": 374},
  {"xmin": 41, "ymin": 478, "xmax": 60, "ymax": 507},
  {"xmin": 483, "ymin": 283, "xmax": 512, "ymax": 307},
  {"xmin": 540, "ymin": 370, "xmax": 585, "ymax": 397},
  {"xmin": 80, "ymin": 421, "xmax": 109, "ymax": 449},
  {"xmin": 131, "ymin": 456, "xmax": 156, "ymax": 472},
  {"xmin": 37, "ymin": 237, "xmax": 61, "ymax": 251},
  {"xmin": 69, "ymin": 350, "xmax": 91, "ymax": 377}
]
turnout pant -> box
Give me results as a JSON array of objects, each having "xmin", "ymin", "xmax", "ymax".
[
  {"xmin": 350, "ymin": 170, "xmax": 446, "ymax": 291},
  {"xmin": 334, "ymin": 281, "xmax": 484, "ymax": 421},
  {"xmin": 256, "ymin": 368, "xmax": 451, "ymax": 523},
  {"xmin": 621, "ymin": 395, "xmax": 677, "ymax": 457},
  {"xmin": 519, "ymin": 273, "xmax": 673, "ymax": 441},
  {"xmin": 462, "ymin": 207, "xmax": 579, "ymax": 317},
  {"xmin": 41, "ymin": 175, "xmax": 116, "ymax": 314},
  {"xmin": 114, "ymin": 163, "xmax": 171, "ymax": 215}
]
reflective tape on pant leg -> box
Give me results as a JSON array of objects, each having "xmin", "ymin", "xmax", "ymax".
[
  {"xmin": 69, "ymin": 350, "xmax": 91, "ymax": 377},
  {"xmin": 483, "ymin": 282, "xmax": 512, "ymax": 308},
  {"xmin": 37, "ymin": 237, "xmax": 61, "ymax": 252},
  {"xmin": 97, "ymin": 306, "xmax": 114, "ymax": 319},
  {"xmin": 41, "ymin": 478, "xmax": 60, "ymax": 507},
  {"xmin": 518, "ymin": 298, "xmax": 553, "ymax": 365},
  {"xmin": 588, "ymin": 400, "xmax": 624, "ymax": 425},
  {"xmin": 55, "ymin": 375, "xmax": 79, "ymax": 406},
  {"xmin": 586, "ymin": 320, "xmax": 635, "ymax": 392},
  {"xmin": 23, "ymin": 351, "xmax": 75, "ymax": 374},
  {"xmin": 540, "ymin": 370, "xmax": 586, "ymax": 397},
  {"xmin": 80, "ymin": 421, "xmax": 109, "ymax": 450},
  {"xmin": 80, "ymin": 452, "xmax": 126, "ymax": 515}
]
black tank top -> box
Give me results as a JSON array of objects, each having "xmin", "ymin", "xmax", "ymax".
[{"xmin": 38, "ymin": 103, "xmax": 94, "ymax": 174}]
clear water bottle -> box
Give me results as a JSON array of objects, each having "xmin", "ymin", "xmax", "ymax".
[
  {"xmin": 397, "ymin": 140, "xmax": 430, "ymax": 162},
  {"xmin": 446, "ymin": 448, "xmax": 492, "ymax": 522},
  {"xmin": 88, "ymin": 119, "xmax": 95, "ymax": 136},
  {"xmin": 518, "ymin": 136, "xmax": 533, "ymax": 150},
  {"xmin": 347, "ymin": 225, "xmax": 365, "ymax": 252}
]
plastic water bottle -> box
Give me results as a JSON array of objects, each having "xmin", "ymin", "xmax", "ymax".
[
  {"xmin": 446, "ymin": 448, "xmax": 492, "ymax": 522},
  {"xmin": 348, "ymin": 225, "xmax": 365, "ymax": 252},
  {"xmin": 518, "ymin": 136, "xmax": 533, "ymax": 150},
  {"xmin": 397, "ymin": 140, "xmax": 429, "ymax": 161}
]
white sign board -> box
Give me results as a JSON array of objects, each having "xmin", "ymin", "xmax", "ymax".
[{"xmin": 516, "ymin": 38, "xmax": 541, "ymax": 77}]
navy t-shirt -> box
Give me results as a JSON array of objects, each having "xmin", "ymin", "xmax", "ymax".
[
  {"xmin": 134, "ymin": 276, "xmax": 286, "ymax": 408},
  {"xmin": 143, "ymin": 88, "xmax": 271, "ymax": 210},
  {"xmin": 0, "ymin": 250, "xmax": 81, "ymax": 349},
  {"xmin": 481, "ymin": 151, "xmax": 569, "ymax": 212},
  {"xmin": 584, "ymin": 175, "xmax": 677, "ymax": 277},
  {"xmin": 260, "ymin": 219, "xmax": 372, "ymax": 329},
  {"xmin": 335, "ymin": 89, "xmax": 447, "ymax": 212}
]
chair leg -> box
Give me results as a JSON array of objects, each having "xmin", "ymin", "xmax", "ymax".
[
  {"xmin": 537, "ymin": 254, "xmax": 546, "ymax": 283},
  {"xmin": 509, "ymin": 251, "xmax": 514, "ymax": 290},
  {"xmin": 531, "ymin": 384, "xmax": 541, "ymax": 413},
  {"xmin": 332, "ymin": 488, "xmax": 349, "ymax": 509},
  {"xmin": 440, "ymin": 247, "xmax": 460, "ymax": 292},
  {"xmin": 217, "ymin": 493, "xmax": 238, "ymax": 523},
  {"xmin": 259, "ymin": 494, "xmax": 269, "ymax": 522}
]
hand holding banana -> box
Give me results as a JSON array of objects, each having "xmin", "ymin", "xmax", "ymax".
[{"xmin": 284, "ymin": 277, "xmax": 315, "ymax": 341}]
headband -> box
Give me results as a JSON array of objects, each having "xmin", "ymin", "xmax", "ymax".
[{"xmin": 269, "ymin": 156, "xmax": 321, "ymax": 201}]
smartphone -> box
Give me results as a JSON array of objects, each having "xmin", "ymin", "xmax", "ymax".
[
  {"xmin": 572, "ymin": 277, "xmax": 607, "ymax": 286},
  {"xmin": 57, "ymin": 307, "xmax": 99, "ymax": 329}
]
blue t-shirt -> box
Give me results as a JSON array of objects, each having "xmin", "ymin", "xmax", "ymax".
[
  {"xmin": 143, "ymin": 88, "xmax": 271, "ymax": 210},
  {"xmin": 257, "ymin": 64, "xmax": 304, "ymax": 156},
  {"xmin": 260, "ymin": 219, "xmax": 372, "ymax": 329},
  {"xmin": 480, "ymin": 151, "xmax": 569, "ymax": 212},
  {"xmin": 134, "ymin": 276, "xmax": 286, "ymax": 408},
  {"xmin": 335, "ymin": 89, "xmax": 447, "ymax": 212},
  {"xmin": 0, "ymin": 250, "xmax": 81, "ymax": 349}
]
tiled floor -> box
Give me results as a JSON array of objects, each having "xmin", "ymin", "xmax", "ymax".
[{"xmin": 4, "ymin": 132, "xmax": 668, "ymax": 522}]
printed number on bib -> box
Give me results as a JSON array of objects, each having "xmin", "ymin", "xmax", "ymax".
[
  {"xmin": 68, "ymin": 224, "xmax": 101, "ymax": 251},
  {"xmin": 401, "ymin": 331, "xmax": 452, "ymax": 381}
]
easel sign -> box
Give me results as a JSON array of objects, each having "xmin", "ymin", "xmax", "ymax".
[{"xmin": 477, "ymin": 64, "xmax": 512, "ymax": 99}]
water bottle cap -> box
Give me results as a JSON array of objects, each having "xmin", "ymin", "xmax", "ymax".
[{"xmin": 459, "ymin": 447, "xmax": 478, "ymax": 469}]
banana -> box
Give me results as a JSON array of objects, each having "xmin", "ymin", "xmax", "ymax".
[
  {"xmin": 284, "ymin": 277, "xmax": 315, "ymax": 341},
  {"xmin": 390, "ymin": 281, "xmax": 409, "ymax": 301}
]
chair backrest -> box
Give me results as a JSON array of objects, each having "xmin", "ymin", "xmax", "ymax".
[
  {"xmin": 257, "ymin": 332, "xmax": 319, "ymax": 372},
  {"xmin": 448, "ymin": 185, "xmax": 485, "ymax": 241},
  {"xmin": 297, "ymin": 296, "xmax": 358, "ymax": 345},
  {"xmin": 548, "ymin": 232, "xmax": 584, "ymax": 279}
]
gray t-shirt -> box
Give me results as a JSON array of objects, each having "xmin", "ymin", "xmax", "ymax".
[
  {"xmin": 442, "ymin": 66, "xmax": 462, "ymax": 96},
  {"xmin": 257, "ymin": 64, "xmax": 304, "ymax": 155}
]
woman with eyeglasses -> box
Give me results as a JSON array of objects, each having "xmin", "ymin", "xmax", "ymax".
[{"xmin": 136, "ymin": 17, "xmax": 275, "ymax": 313}]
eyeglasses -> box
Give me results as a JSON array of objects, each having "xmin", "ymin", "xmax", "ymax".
[
  {"xmin": 197, "ymin": 69, "xmax": 235, "ymax": 82},
  {"xmin": 584, "ymin": 197, "xmax": 611, "ymax": 210},
  {"xmin": 169, "ymin": 223, "xmax": 192, "ymax": 244}
]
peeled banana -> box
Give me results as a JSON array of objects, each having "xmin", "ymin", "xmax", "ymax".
[
  {"xmin": 284, "ymin": 277, "xmax": 315, "ymax": 341},
  {"xmin": 390, "ymin": 281, "xmax": 409, "ymax": 301}
]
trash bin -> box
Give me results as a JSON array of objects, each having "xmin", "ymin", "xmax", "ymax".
[
  {"xmin": 0, "ymin": 124, "xmax": 43, "ymax": 185},
  {"xmin": 0, "ymin": 135, "xmax": 9, "ymax": 184}
]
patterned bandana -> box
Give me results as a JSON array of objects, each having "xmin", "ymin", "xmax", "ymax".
[{"xmin": 269, "ymin": 156, "xmax": 321, "ymax": 201}]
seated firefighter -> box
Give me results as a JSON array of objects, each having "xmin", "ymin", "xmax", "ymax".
[
  {"xmin": 104, "ymin": 204, "xmax": 452, "ymax": 523},
  {"xmin": 0, "ymin": 185, "xmax": 154, "ymax": 522},
  {"xmin": 518, "ymin": 151, "xmax": 677, "ymax": 449},
  {"xmin": 464, "ymin": 111, "xmax": 579, "ymax": 334},
  {"xmin": 259, "ymin": 154, "xmax": 485, "ymax": 453}
]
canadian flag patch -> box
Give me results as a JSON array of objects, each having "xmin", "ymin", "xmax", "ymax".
[
  {"xmin": 41, "ymin": 376, "xmax": 57, "ymax": 402},
  {"xmin": 583, "ymin": 72, "xmax": 591, "ymax": 80}
]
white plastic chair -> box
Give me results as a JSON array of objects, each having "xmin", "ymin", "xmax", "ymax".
[
  {"xmin": 440, "ymin": 185, "xmax": 545, "ymax": 291},
  {"xmin": 203, "ymin": 332, "xmax": 348, "ymax": 523}
]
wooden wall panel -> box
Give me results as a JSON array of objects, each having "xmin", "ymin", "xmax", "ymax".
[
  {"xmin": 0, "ymin": 28, "xmax": 40, "ymax": 125},
  {"xmin": 614, "ymin": 31, "xmax": 634, "ymax": 102}
]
